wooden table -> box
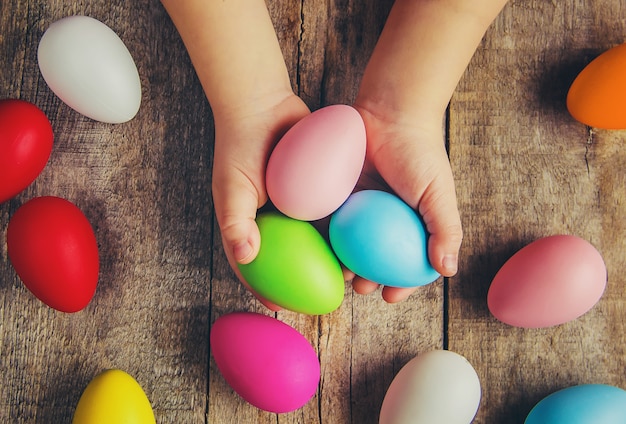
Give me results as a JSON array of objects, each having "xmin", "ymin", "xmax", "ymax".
[{"xmin": 1, "ymin": 1, "xmax": 625, "ymax": 422}]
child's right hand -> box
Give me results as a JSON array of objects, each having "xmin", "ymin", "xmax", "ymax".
[{"xmin": 211, "ymin": 92, "xmax": 310, "ymax": 309}]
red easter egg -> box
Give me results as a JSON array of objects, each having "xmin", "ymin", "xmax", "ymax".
[
  {"xmin": 7, "ymin": 196, "xmax": 100, "ymax": 312},
  {"xmin": 0, "ymin": 99, "xmax": 54, "ymax": 203}
]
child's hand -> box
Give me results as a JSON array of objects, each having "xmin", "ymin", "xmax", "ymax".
[
  {"xmin": 345, "ymin": 105, "xmax": 463, "ymax": 303},
  {"xmin": 211, "ymin": 93, "xmax": 310, "ymax": 309},
  {"xmin": 339, "ymin": 0, "xmax": 508, "ymax": 303}
]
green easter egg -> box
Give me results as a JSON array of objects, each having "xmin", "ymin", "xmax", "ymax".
[{"xmin": 238, "ymin": 212, "xmax": 345, "ymax": 315}]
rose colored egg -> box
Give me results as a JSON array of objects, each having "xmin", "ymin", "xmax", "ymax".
[
  {"xmin": 487, "ymin": 235, "xmax": 607, "ymax": 328},
  {"xmin": 210, "ymin": 312, "xmax": 320, "ymax": 413},
  {"xmin": 266, "ymin": 104, "xmax": 366, "ymax": 221}
]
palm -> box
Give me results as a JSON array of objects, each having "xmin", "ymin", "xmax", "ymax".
[{"xmin": 345, "ymin": 108, "xmax": 458, "ymax": 303}]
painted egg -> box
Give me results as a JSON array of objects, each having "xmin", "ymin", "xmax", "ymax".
[
  {"xmin": 379, "ymin": 350, "xmax": 481, "ymax": 424},
  {"xmin": 6, "ymin": 196, "xmax": 99, "ymax": 312},
  {"xmin": 0, "ymin": 99, "xmax": 54, "ymax": 203},
  {"xmin": 525, "ymin": 384, "xmax": 626, "ymax": 424},
  {"xmin": 238, "ymin": 212, "xmax": 344, "ymax": 315},
  {"xmin": 38, "ymin": 16, "xmax": 141, "ymax": 123},
  {"xmin": 487, "ymin": 235, "xmax": 606, "ymax": 328},
  {"xmin": 329, "ymin": 190, "xmax": 439, "ymax": 288},
  {"xmin": 567, "ymin": 43, "xmax": 626, "ymax": 129},
  {"xmin": 210, "ymin": 312, "xmax": 320, "ymax": 413},
  {"xmin": 266, "ymin": 104, "xmax": 366, "ymax": 221},
  {"xmin": 72, "ymin": 369, "xmax": 155, "ymax": 424}
]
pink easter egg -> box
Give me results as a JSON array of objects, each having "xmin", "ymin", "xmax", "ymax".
[
  {"xmin": 487, "ymin": 235, "xmax": 607, "ymax": 328},
  {"xmin": 210, "ymin": 312, "xmax": 320, "ymax": 413},
  {"xmin": 266, "ymin": 104, "xmax": 366, "ymax": 221}
]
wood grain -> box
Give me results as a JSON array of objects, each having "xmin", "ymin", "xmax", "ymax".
[
  {"xmin": 450, "ymin": 1, "xmax": 626, "ymax": 422},
  {"xmin": 0, "ymin": 0, "xmax": 625, "ymax": 423}
]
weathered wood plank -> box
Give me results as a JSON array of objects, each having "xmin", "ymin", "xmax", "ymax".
[
  {"xmin": 2, "ymin": 1, "xmax": 212, "ymax": 423},
  {"xmin": 207, "ymin": 1, "xmax": 443, "ymax": 423},
  {"xmin": 449, "ymin": 1, "xmax": 626, "ymax": 422},
  {"xmin": 2, "ymin": 0, "xmax": 626, "ymax": 423},
  {"xmin": 305, "ymin": 2, "xmax": 444, "ymax": 424}
]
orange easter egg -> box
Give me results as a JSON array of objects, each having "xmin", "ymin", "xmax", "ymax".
[{"xmin": 567, "ymin": 43, "xmax": 626, "ymax": 129}]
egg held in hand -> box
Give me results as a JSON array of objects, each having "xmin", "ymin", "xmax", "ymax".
[
  {"xmin": 0, "ymin": 99, "xmax": 54, "ymax": 204},
  {"xmin": 6, "ymin": 196, "xmax": 100, "ymax": 312},
  {"xmin": 487, "ymin": 234, "xmax": 606, "ymax": 328},
  {"xmin": 379, "ymin": 350, "xmax": 481, "ymax": 424},
  {"xmin": 266, "ymin": 104, "xmax": 366, "ymax": 221},
  {"xmin": 329, "ymin": 190, "xmax": 439, "ymax": 288},
  {"xmin": 210, "ymin": 312, "xmax": 321, "ymax": 413},
  {"xmin": 237, "ymin": 212, "xmax": 345, "ymax": 315},
  {"xmin": 38, "ymin": 15, "xmax": 141, "ymax": 124},
  {"xmin": 72, "ymin": 369, "xmax": 155, "ymax": 424}
]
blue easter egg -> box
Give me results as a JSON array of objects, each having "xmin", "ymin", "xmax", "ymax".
[
  {"xmin": 525, "ymin": 384, "xmax": 626, "ymax": 424},
  {"xmin": 329, "ymin": 190, "xmax": 439, "ymax": 287}
]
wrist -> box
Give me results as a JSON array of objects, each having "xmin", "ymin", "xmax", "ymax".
[
  {"xmin": 355, "ymin": 0, "xmax": 507, "ymax": 133},
  {"xmin": 211, "ymin": 83, "xmax": 297, "ymax": 127},
  {"xmin": 354, "ymin": 93, "xmax": 446, "ymax": 135}
]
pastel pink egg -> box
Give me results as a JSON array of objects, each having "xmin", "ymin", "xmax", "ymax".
[
  {"xmin": 487, "ymin": 235, "xmax": 607, "ymax": 328},
  {"xmin": 266, "ymin": 104, "xmax": 366, "ymax": 221},
  {"xmin": 210, "ymin": 312, "xmax": 320, "ymax": 413}
]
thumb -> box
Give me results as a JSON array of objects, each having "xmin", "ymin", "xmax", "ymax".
[
  {"xmin": 212, "ymin": 170, "xmax": 262, "ymax": 266},
  {"xmin": 212, "ymin": 170, "xmax": 282, "ymax": 311},
  {"xmin": 372, "ymin": 137, "xmax": 463, "ymax": 278},
  {"xmin": 418, "ymin": 171, "xmax": 463, "ymax": 277}
]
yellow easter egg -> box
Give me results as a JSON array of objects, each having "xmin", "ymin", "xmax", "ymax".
[{"xmin": 72, "ymin": 369, "xmax": 155, "ymax": 424}]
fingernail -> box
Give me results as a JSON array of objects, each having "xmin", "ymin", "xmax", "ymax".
[
  {"xmin": 234, "ymin": 241, "xmax": 254, "ymax": 264},
  {"xmin": 442, "ymin": 254, "xmax": 458, "ymax": 275}
]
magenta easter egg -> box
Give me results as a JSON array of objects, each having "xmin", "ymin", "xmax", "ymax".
[
  {"xmin": 266, "ymin": 104, "xmax": 366, "ymax": 221},
  {"xmin": 487, "ymin": 235, "xmax": 607, "ymax": 328},
  {"xmin": 210, "ymin": 312, "xmax": 320, "ymax": 413}
]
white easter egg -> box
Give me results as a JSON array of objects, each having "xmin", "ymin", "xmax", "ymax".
[
  {"xmin": 379, "ymin": 350, "xmax": 481, "ymax": 424},
  {"xmin": 38, "ymin": 16, "xmax": 141, "ymax": 123}
]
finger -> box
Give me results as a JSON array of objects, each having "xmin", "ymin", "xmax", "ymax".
[
  {"xmin": 381, "ymin": 286, "xmax": 419, "ymax": 303},
  {"xmin": 217, "ymin": 229, "xmax": 282, "ymax": 311},
  {"xmin": 368, "ymin": 134, "xmax": 462, "ymax": 276},
  {"xmin": 212, "ymin": 168, "xmax": 282, "ymax": 311},
  {"xmin": 342, "ymin": 267, "xmax": 356, "ymax": 282},
  {"xmin": 248, "ymin": 284, "xmax": 282, "ymax": 311},
  {"xmin": 352, "ymin": 277, "xmax": 380, "ymax": 295},
  {"xmin": 217, "ymin": 219, "xmax": 283, "ymax": 312},
  {"xmin": 212, "ymin": 166, "xmax": 262, "ymax": 264},
  {"xmin": 418, "ymin": 170, "xmax": 463, "ymax": 277}
]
